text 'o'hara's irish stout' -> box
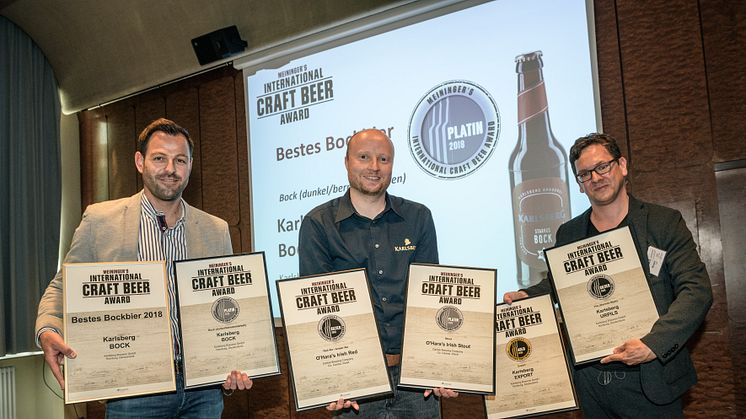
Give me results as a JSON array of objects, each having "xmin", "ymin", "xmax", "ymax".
[{"xmin": 509, "ymin": 51, "xmax": 571, "ymax": 288}]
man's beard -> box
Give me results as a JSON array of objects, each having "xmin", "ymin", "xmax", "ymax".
[
  {"xmin": 146, "ymin": 174, "xmax": 187, "ymax": 201},
  {"xmin": 349, "ymin": 176, "xmax": 388, "ymax": 197}
]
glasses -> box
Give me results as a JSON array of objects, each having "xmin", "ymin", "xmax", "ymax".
[{"xmin": 575, "ymin": 159, "xmax": 618, "ymax": 183}]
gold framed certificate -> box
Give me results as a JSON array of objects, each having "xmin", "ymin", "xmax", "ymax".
[
  {"xmin": 277, "ymin": 269, "xmax": 391, "ymax": 411},
  {"xmin": 485, "ymin": 294, "xmax": 577, "ymax": 418},
  {"xmin": 62, "ymin": 261, "xmax": 175, "ymax": 404},
  {"xmin": 174, "ymin": 252, "xmax": 280, "ymax": 388},
  {"xmin": 544, "ymin": 226, "xmax": 659, "ymax": 364},
  {"xmin": 399, "ymin": 263, "xmax": 496, "ymax": 394}
]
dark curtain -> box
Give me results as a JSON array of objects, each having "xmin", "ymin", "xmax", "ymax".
[{"xmin": 0, "ymin": 16, "xmax": 61, "ymax": 356}]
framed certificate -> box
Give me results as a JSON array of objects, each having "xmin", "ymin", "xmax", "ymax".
[
  {"xmin": 399, "ymin": 263, "xmax": 496, "ymax": 394},
  {"xmin": 174, "ymin": 252, "xmax": 280, "ymax": 388},
  {"xmin": 485, "ymin": 294, "xmax": 577, "ymax": 418},
  {"xmin": 544, "ymin": 226, "xmax": 659, "ymax": 364},
  {"xmin": 62, "ymin": 261, "xmax": 175, "ymax": 404},
  {"xmin": 277, "ymin": 269, "xmax": 391, "ymax": 411}
]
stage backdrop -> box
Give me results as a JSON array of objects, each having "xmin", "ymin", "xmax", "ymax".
[{"xmin": 238, "ymin": 0, "xmax": 599, "ymax": 316}]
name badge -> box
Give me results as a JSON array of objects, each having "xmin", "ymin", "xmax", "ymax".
[{"xmin": 647, "ymin": 246, "xmax": 666, "ymax": 276}]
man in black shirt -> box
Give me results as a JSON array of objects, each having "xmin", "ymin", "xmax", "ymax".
[{"xmin": 298, "ymin": 129, "xmax": 457, "ymax": 417}]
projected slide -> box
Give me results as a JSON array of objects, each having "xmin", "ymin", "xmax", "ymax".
[{"xmin": 245, "ymin": 0, "xmax": 598, "ymax": 316}]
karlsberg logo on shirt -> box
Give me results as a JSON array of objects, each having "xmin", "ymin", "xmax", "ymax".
[{"xmin": 394, "ymin": 238, "xmax": 417, "ymax": 252}]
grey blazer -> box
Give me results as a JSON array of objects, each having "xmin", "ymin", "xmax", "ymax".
[
  {"xmin": 528, "ymin": 194, "xmax": 712, "ymax": 405},
  {"xmin": 36, "ymin": 191, "xmax": 233, "ymax": 336}
]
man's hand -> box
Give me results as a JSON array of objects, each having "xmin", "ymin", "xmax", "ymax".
[
  {"xmin": 222, "ymin": 370, "xmax": 253, "ymax": 392},
  {"xmin": 39, "ymin": 330, "xmax": 77, "ymax": 389},
  {"xmin": 326, "ymin": 397, "xmax": 359, "ymax": 412},
  {"xmin": 600, "ymin": 339, "xmax": 656, "ymax": 366},
  {"xmin": 424, "ymin": 387, "xmax": 459, "ymax": 398},
  {"xmin": 503, "ymin": 291, "xmax": 528, "ymax": 304}
]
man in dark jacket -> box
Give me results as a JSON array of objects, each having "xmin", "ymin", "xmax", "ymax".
[{"xmin": 504, "ymin": 132, "xmax": 712, "ymax": 418}]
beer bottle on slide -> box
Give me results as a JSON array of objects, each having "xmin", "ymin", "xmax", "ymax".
[{"xmin": 509, "ymin": 51, "xmax": 571, "ymax": 288}]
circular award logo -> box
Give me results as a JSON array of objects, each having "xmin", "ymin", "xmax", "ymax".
[
  {"xmin": 587, "ymin": 274, "xmax": 615, "ymax": 299},
  {"xmin": 318, "ymin": 315, "xmax": 346, "ymax": 342},
  {"xmin": 506, "ymin": 337, "xmax": 532, "ymax": 361},
  {"xmin": 211, "ymin": 297, "xmax": 240, "ymax": 323},
  {"xmin": 408, "ymin": 80, "xmax": 500, "ymax": 179},
  {"xmin": 435, "ymin": 306, "xmax": 464, "ymax": 332}
]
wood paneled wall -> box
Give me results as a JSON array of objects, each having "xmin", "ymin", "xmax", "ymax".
[
  {"xmin": 79, "ymin": 66, "xmax": 252, "ymax": 253},
  {"xmin": 77, "ymin": 1, "xmax": 745, "ymax": 417}
]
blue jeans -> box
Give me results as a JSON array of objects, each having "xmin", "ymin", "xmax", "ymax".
[
  {"xmin": 336, "ymin": 365, "xmax": 440, "ymax": 419},
  {"xmin": 105, "ymin": 373, "xmax": 223, "ymax": 419}
]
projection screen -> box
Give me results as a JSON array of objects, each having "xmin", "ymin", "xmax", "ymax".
[{"xmin": 235, "ymin": 0, "xmax": 600, "ymax": 316}]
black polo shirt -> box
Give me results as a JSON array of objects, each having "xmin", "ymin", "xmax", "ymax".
[{"xmin": 298, "ymin": 191, "xmax": 439, "ymax": 354}]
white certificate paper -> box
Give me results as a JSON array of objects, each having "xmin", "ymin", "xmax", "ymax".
[
  {"xmin": 545, "ymin": 226, "xmax": 659, "ymax": 364},
  {"xmin": 175, "ymin": 252, "xmax": 280, "ymax": 388},
  {"xmin": 486, "ymin": 294, "xmax": 577, "ymax": 418},
  {"xmin": 277, "ymin": 269, "xmax": 391, "ymax": 411},
  {"xmin": 400, "ymin": 263, "xmax": 496, "ymax": 394},
  {"xmin": 63, "ymin": 261, "xmax": 175, "ymax": 404}
]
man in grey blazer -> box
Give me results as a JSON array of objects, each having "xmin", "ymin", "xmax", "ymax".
[
  {"xmin": 504, "ymin": 133, "xmax": 712, "ymax": 418},
  {"xmin": 36, "ymin": 118, "xmax": 252, "ymax": 418}
]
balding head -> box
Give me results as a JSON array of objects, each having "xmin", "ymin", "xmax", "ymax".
[
  {"xmin": 346, "ymin": 129, "xmax": 395, "ymax": 160},
  {"xmin": 344, "ymin": 129, "xmax": 395, "ymax": 198}
]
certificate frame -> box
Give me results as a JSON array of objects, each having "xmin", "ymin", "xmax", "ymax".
[
  {"xmin": 62, "ymin": 261, "xmax": 175, "ymax": 404},
  {"xmin": 277, "ymin": 269, "xmax": 392, "ymax": 411},
  {"xmin": 399, "ymin": 263, "xmax": 497, "ymax": 394},
  {"xmin": 544, "ymin": 225, "xmax": 660, "ymax": 365},
  {"xmin": 485, "ymin": 293, "xmax": 578, "ymax": 418},
  {"xmin": 174, "ymin": 252, "xmax": 280, "ymax": 388}
]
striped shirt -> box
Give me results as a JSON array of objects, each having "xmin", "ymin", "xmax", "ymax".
[{"xmin": 138, "ymin": 192, "xmax": 188, "ymax": 358}]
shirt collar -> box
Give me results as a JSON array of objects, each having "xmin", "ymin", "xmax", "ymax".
[
  {"xmin": 335, "ymin": 190, "xmax": 402, "ymax": 223},
  {"xmin": 140, "ymin": 190, "xmax": 187, "ymax": 226}
]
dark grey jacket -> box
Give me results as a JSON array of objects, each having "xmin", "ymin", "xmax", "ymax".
[{"xmin": 527, "ymin": 194, "xmax": 712, "ymax": 405}]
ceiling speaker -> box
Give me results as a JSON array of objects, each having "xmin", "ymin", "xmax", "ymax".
[{"xmin": 191, "ymin": 26, "xmax": 247, "ymax": 66}]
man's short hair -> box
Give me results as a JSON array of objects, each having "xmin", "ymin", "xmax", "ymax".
[
  {"xmin": 569, "ymin": 132, "xmax": 623, "ymax": 175},
  {"xmin": 137, "ymin": 118, "xmax": 193, "ymax": 157},
  {"xmin": 345, "ymin": 129, "xmax": 395, "ymax": 158}
]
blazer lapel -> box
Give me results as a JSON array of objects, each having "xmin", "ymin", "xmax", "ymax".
[
  {"xmin": 184, "ymin": 203, "xmax": 204, "ymax": 258},
  {"xmin": 120, "ymin": 193, "xmax": 142, "ymax": 261},
  {"xmin": 627, "ymin": 195, "xmax": 651, "ymax": 278}
]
